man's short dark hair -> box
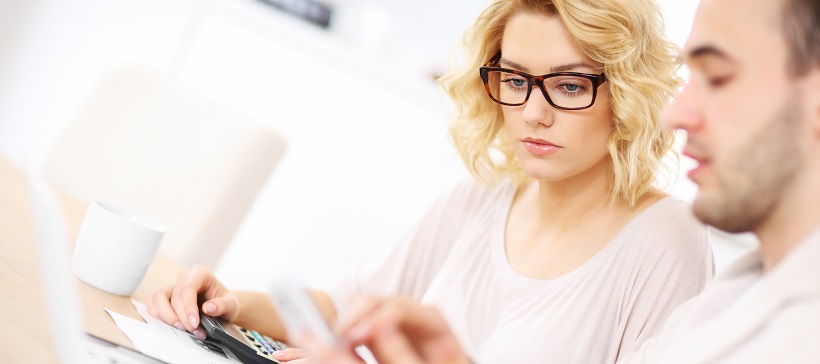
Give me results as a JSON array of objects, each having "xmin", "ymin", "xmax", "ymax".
[{"xmin": 782, "ymin": 0, "xmax": 820, "ymax": 76}]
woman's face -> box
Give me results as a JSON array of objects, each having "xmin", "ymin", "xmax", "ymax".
[{"xmin": 499, "ymin": 12, "xmax": 613, "ymax": 183}]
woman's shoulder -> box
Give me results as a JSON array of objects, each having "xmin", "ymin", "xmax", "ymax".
[
  {"xmin": 632, "ymin": 195, "xmax": 699, "ymax": 225},
  {"xmin": 625, "ymin": 195, "xmax": 711, "ymax": 250},
  {"xmin": 438, "ymin": 176, "xmax": 518, "ymax": 212}
]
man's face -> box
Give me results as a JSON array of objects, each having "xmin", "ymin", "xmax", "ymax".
[{"xmin": 664, "ymin": 0, "xmax": 809, "ymax": 233}]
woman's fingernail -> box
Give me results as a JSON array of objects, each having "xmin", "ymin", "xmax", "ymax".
[
  {"xmin": 194, "ymin": 328, "xmax": 207, "ymax": 340},
  {"xmin": 173, "ymin": 322, "xmax": 185, "ymax": 331},
  {"xmin": 189, "ymin": 314, "xmax": 199, "ymax": 328},
  {"xmin": 203, "ymin": 303, "xmax": 216, "ymax": 315},
  {"xmin": 273, "ymin": 351, "xmax": 286, "ymax": 359}
]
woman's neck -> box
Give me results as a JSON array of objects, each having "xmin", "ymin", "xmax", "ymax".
[{"xmin": 530, "ymin": 160, "xmax": 623, "ymax": 231}]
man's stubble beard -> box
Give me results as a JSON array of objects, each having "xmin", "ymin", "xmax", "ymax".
[{"xmin": 692, "ymin": 91, "xmax": 804, "ymax": 233}]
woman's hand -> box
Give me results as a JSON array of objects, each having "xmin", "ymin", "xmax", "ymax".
[
  {"xmin": 146, "ymin": 264, "xmax": 240, "ymax": 340},
  {"xmin": 269, "ymin": 347, "xmax": 309, "ymax": 363}
]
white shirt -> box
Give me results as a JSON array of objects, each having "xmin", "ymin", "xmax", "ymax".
[
  {"xmin": 621, "ymin": 229, "xmax": 820, "ymax": 364},
  {"xmin": 332, "ymin": 179, "xmax": 714, "ymax": 363}
]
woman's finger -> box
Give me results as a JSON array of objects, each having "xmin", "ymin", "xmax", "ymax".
[{"xmin": 272, "ymin": 347, "xmax": 306, "ymax": 362}]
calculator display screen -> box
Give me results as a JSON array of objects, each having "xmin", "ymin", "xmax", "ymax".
[{"xmin": 221, "ymin": 321, "xmax": 248, "ymax": 343}]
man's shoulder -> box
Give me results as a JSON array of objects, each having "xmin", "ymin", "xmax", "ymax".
[
  {"xmin": 766, "ymin": 296, "xmax": 820, "ymax": 331},
  {"xmin": 729, "ymin": 299, "xmax": 820, "ymax": 362}
]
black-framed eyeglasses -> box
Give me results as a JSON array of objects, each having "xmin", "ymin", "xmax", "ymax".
[{"xmin": 479, "ymin": 55, "xmax": 608, "ymax": 110}]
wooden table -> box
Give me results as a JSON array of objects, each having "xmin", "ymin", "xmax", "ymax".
[{"xmin": 0, "ymin": 156, "xmax": 186, "ymax": 363}]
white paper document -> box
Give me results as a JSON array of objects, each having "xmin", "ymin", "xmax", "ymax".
[{"xmin": 104, "ymin": 301, "xmax": 239, "ymax": 364}]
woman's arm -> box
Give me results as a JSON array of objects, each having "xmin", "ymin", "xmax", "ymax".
[
  {"xmin": 146, "ymin": 265, "xmax": 337, "ymax": 342},
  {"xmin": 231, "ymin": 289, "xmax": 337, "ymax": 341}
]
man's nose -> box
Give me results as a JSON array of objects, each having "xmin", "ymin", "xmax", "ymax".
[{"xmin": 664, "ymin": 80, "xmax": 701, "ymax": 132}]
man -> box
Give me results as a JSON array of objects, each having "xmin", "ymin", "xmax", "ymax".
[
  {"xmin": 618, "ymin": 0, "xmax": 820, "ymax": 361},
  {"xmin": 291, "ymin": 0, "xmax": 820, "ymax": 362}
]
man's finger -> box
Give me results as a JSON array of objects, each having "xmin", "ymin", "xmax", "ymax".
[
  {"xmin": 366, "ymin": 323, "xmax": 421, "ymax": 364},
  {"xmin": 335, "ymin": 296, "xmax": 381, "ymax": 333}
]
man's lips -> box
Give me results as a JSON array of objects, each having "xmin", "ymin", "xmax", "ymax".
[
  {"xmin": 682, "ymin": 147, "xmax": 704, "ymax": 162},
  {"xmin": 682, "ymin": 147, "xmax": 709, "ymax": 181}
]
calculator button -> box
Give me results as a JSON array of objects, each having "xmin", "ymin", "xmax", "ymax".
[{"xmin": 272, "ymin": 341, "xmax": 288, "ymax": 350}]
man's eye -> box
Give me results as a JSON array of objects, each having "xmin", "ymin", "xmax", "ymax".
[{"xmin": 708, "ymin": 76, "xmax": 731, "ymax": 87}]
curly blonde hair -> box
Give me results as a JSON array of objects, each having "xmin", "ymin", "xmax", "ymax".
[{"xmin": 440, "ymin": 0, "xmax": 680, "ymax": 206}]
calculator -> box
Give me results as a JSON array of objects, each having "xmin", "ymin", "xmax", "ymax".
[{"xmin": 199, "ymin": 314, "xmax": 289, "ymax": 364}]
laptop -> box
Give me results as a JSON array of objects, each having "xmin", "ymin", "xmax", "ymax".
[{"xmin": 26, "ymin": 162, "xmax": 167, "ymax": 363}]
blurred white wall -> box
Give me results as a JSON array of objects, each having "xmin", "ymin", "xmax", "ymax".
[{"xmin": 0, "ymin": 0, "xmax": 755, "ymax": 291}]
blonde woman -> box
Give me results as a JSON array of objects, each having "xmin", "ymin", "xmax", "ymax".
[{"xmin": 147, "ymin": 0, "xmax": 713, "ymax": 362}]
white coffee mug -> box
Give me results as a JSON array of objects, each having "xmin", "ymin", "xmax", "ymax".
[{"xmin": 72, "ymin": 201, "xmax": 165, "ymax": 296}]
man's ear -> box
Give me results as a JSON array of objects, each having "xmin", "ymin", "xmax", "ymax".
[{"xmin": 807, "ymin": 69, "xmax": 820, "ymax": 135}]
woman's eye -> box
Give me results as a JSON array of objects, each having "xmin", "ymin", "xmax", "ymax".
[
  {"xmin": 502, "ymin": 77, "xmax": 526, "ymax": 87},
  {"xmin": 563, "ymin": 84, "xmax": 580, "ymax": 92},
  {"xmin": 558, "ymin": 83, "xmax": 587, "ymax": 94},
  {"xmin": 501, "ymin": 77, "xmax": 528, "ymax": 90}
]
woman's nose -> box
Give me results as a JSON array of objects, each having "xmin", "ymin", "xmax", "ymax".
[{"xmin": 522, "ymin": 88, "xmax": 555, "ymax": 127}]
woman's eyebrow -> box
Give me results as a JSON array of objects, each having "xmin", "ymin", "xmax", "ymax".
[
  {"xmin": 498, "ymin": 58, "xmax": 530, "ymax": 72},
  {"xmin": 550, "ymin": 62, "xmax": 599, "ymax": 72},
  {"xmin": 498, "ymin": 58, "xmax": 600, "ymax": 73}
]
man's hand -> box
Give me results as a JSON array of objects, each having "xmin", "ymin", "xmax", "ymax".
[{"xmin": 291, "ymin": 296, "xmax": 470, "ymax": 364}]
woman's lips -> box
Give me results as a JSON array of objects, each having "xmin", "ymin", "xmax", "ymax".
[{"xmin": 522, "ymin": 138, "xmax": 561, "ymax": 156}]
